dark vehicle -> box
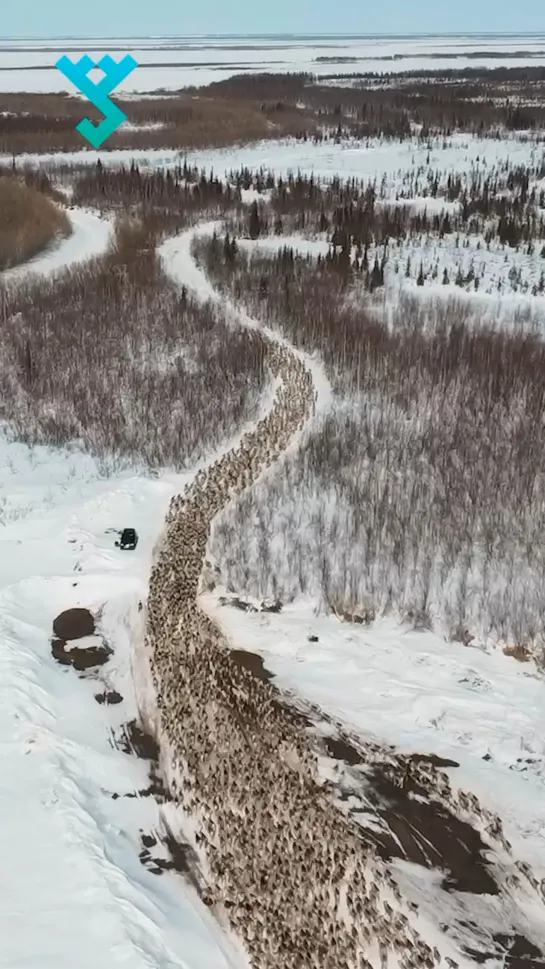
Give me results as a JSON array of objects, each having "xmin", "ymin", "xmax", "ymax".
[{"xmin": 116, "ymin": 528, "xmax": 138, "ymax": 550}]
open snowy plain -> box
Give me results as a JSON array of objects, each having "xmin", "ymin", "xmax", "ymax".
[{"xmin": 1, "ymin": 33, "xmax": 545, "ymax": 93}]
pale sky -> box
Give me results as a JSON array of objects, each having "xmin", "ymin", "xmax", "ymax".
[{"xmin": 2, "ymin": 0, "xmax": 544, "ymax": 38}]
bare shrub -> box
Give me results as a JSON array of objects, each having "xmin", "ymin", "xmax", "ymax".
[
  {"xmin": 0, "ymin": 222, "xmax": 267, "ymax": 468},
  {"xmin": 0, "ymin": 175, "xmax": 70, "ymax": 270},
  {"xmin": 196, "ymin": 234, "xmax": 545, "ymax": 651},
  {"xmin": 0, "ymin": 91, "xmax": 314, "ymax": 155}
]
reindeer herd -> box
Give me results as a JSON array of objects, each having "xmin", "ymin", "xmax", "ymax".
[{"xmin": 143, "ymin": 336, "xmax": 448, "ymax": 969}]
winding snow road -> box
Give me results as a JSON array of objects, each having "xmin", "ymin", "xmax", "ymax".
[
  {"xmin": 2, "ymin": 207, "xmax": 113, "ymax": 285},
  {"xmin": 159, "ymin": 223, "xmax": 332, "ymax": 413}
]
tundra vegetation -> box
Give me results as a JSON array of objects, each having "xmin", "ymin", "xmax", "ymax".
[{"xmin": 0, "ymin": 173, "xmax": 70, "ymax": 269}]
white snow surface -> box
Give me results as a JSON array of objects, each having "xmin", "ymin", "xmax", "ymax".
[
  {"xmin": 5, "ymin": 132, "xmax": 543, "ymax": 184},
  {"xmin": 1, "ymin": 34, "xmax": 545, "ymax": 92},
  {"xmin": 0, "ymin": 436, "xmax": 252, "ymax": 969}
]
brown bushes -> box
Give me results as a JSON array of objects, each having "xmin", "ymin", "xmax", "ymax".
[
  {"xmin": 195, "ymin": 235, "xmax": 545, "ymax": 653},
  {"xmin": 0, "ymin": 91, "xmax": 315, "ymax": 155},
  {"xmin": 0, "ymin": 175, "xmax": 70, "ymax": 270},
  {"xmin": 0, "ymin": 219, "xmax": 267, "ymax": 468},
  {"xmin": 3, "ymin": 62, "xmax": 545, "ymax": 157},
  {"xmin": 201, "ymin": 67, "xmax": 545, "ymax": 137}
]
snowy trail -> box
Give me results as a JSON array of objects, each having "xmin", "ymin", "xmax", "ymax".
[
  {"xmin": 1, "ymin": 207, "xmax": 114, "ymax": 284},
  {"xmin": 159, "ymin": 222, "xmax": 332, "ymax": 415}
]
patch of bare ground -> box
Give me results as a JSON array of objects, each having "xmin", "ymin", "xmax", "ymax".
[
  {"xmin": 139, "ymin": 824, "xmax": 200, "ymax": 881},
  {"xmin": 94, "ymin": 690, "xmax": 123, "ymax": 705},
  {"xmin": 490, "ymin": 934, "xmax": 545, "ymax": 969},
  {"xmin": 53, "ymin": 606, "xmax": 95, "ymax": 640},
  {"xmin": 115, "ymin": 718, "xmax": 202, "ymax": 890},
  {"xmin": 360, "ymin": 759, "xmax": 498, "ymax": 895},
  {"xmin": 408, "ymin": 751, "xmax": 460, "ymax": 768},
  {"xmin": 0, "ymin": 175, "xmax": 70, "ymax": 270},
  {"xmin": 51, "ymin": 608, "xmax": 112, "ymax": 670},
  {"xmin": 462, "ymin": 932, "xmax": 545, "ymax": 968},
  {"xmin": 230, "ymin": 648, "xmax": 274, "ymax": 682},
  {"xmin": 117, "ymin": 718, "xmax": 160, "ymax": 761},
  {"xmin": 50, "ymin": 638, "xmax": 111, "ymax": 670}
]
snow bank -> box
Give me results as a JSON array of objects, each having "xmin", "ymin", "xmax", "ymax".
[{"xmin": 0, "ymin": 434, "xmax": 245, "ymax": 969}]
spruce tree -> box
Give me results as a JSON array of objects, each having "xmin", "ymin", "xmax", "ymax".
[{"xmin": 249, "ymin": 201, "xmax": 261, "ymax": 240}]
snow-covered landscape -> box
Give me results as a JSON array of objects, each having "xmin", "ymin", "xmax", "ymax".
[
  {"xmin": 0, "ymin": 438, "xmax": 248, "ymax": 969},
  {"xmin": 1, "ymin": 34, "xmax": 545, "ymax": 93},
  {"xmin": 2, "ymin": 32, "xmax": 545, "ymax": 969}
]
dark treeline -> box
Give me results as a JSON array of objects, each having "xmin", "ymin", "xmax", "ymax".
[
  {"xmin": 227, "ymin": 159, "xmax": 545, "ymax": 251},
  {"xmin": 203, "ymin": 68, "xmax": 545, "ymax": 137},
  {"xmin": 7, "ymin": 152, "xmax": 545, "ymax": 270},
  {"xmin": 2, "ymin": 64, "xmax": 545, "ymax": 155},
  {"xmin": 73, "ymin": 158, "xmax": 242, "ymax": 235}
]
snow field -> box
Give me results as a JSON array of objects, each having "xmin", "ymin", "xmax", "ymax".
[
  {"xmin": 0, "ymin": 434, "xmax": 248, "ymax": 969},
  {"xmin": 3, "ymin": 130, "xmax": 543, "ymax": 183},
  {"xmin": 2, "ymin": 34, "xmax": 545, "ymax": 92}
]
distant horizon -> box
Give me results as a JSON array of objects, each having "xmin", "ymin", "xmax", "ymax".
[{"xmin": 2, "ymin": 30, "xmax": 545, "ymax": 41}]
